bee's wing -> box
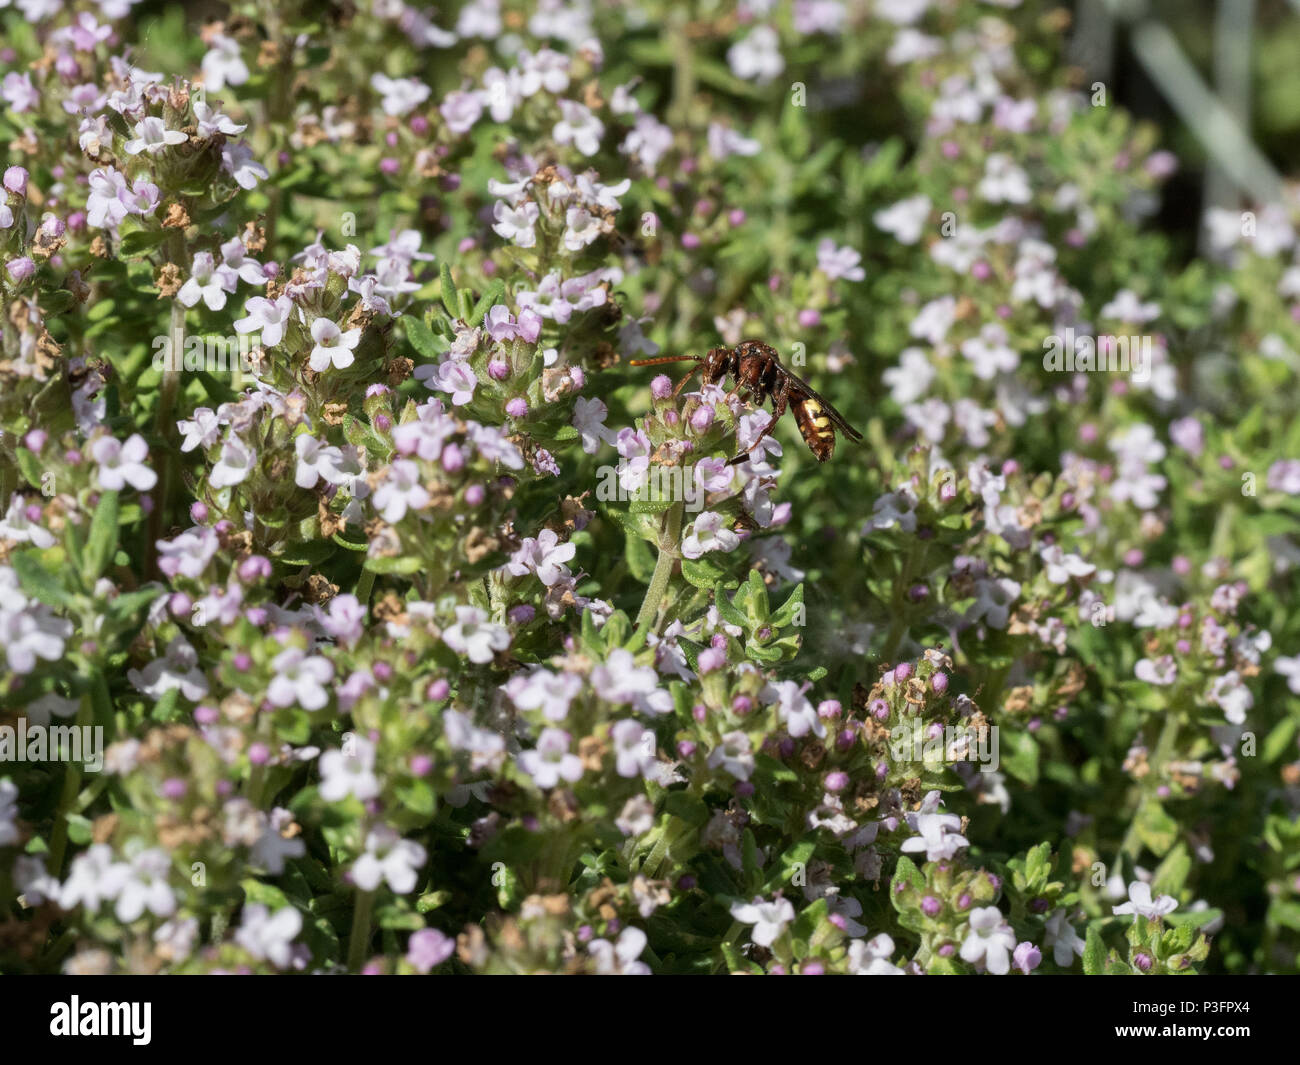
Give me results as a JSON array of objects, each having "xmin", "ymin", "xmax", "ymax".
[{"xmin": 780, "ymin": 368, "xmax": 863, "ymax": 441}]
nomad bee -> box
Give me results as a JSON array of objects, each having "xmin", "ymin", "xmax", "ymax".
[{"xmin": 630, "ymin": 339, "xmax": 863, "ymax": 464}]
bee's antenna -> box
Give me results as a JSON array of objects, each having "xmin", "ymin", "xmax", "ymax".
[{"xmin": 628, "ymin": 354, "xmax": 701, "ymax": 367}]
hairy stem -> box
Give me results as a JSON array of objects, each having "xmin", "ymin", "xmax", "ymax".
[{"xmin": 635, "ymin": 502, "xmax": 683, "ymax": 634}]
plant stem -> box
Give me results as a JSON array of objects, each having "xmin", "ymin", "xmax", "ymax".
[
  {"xmin": 880, "ymin": 544, "xmax": 917, "ymax": 661},
  {"xmin": 48, "ymin": 692, "xmax": 92, "ymax": 874},
  {"xmin": 347, "ymin": 889, "xmax": 374, "ymax": 972},
  {"xmin": 634, "ymin": 502, "xmax": 683, "ymax": 634},
  {"xmin": 668, "ymin": 13, "xmax": 694, "ymax": 128},
  {"xmin": 148, "ymin": 240, "xmax": 187, "ymax": 576}
]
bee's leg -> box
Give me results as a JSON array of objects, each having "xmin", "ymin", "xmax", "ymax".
[
  {"xmin": 671, "ymin": 361, "xmax": 702, "ymax": 398},
  {"xmin": 727, "ymin": 400, "xmax": 787, "ymax": 467},
  {"xmin": 726, "ymin": 377, "xmax": 792, "ymax": 465},
  {"xmin": 726, "ymin": 424, "xmax": 777, "ymax": 466},
  {"xmin": 770, "ymin": 376, "xmax": 791, "ymax": 420}
]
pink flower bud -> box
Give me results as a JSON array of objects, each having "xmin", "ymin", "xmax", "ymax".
[
  {"xmin": 4, "ymin": 166, "xmax": 29, "ymax": 195},
  {"xmin": 441, "ymin": 442, "xmax": 465, "ymax": 472},
  {"xmin": 238, "ymin": 555, "xmax": 272, "ymax": 582},
  {"xmin": 6, "ymin": 257, "xmax": 36, "ymax": 282}
]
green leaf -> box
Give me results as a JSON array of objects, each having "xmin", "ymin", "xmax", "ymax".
[
  {"xmin": 468, "ymin": 280, "xmax": 506, "ymax": 326},
  {"xmin": 889, "ymin": 855, "xmax": 925, "ymax": 911},
  {"xmin": 1002, "ymin": 730, "xmax": 1040, "ymax": 786},
  {"xmin": 11, "ymin": 551, "xmax": 68, "ymax": 608},
  {"xmin": 770, "ymin": 583, "xmax": 805, "ymax": 626},
  {"xmin": 84, "ymin": 490, "xmax": 120, "ymax": 581},
  {"xmin": 681, "ymin": 555, "xmax": 726, "ymax": 590},
  {"xmin": 118, "ymin": 229, "xmax": 168, "ymax": 256},
  {"xmin": 712, "ymin": 582, "xmax": 750, "ymax": 631},
  {"xmin": 664, "ymin": 791, "xmax": 709, "ymax": 827},
  {"xmin": 106, "ymin": 585, "xmax": 162, "ymax": 623},
  {"xmin": 741, "ymin": 829, "xmax": 761, "ymax": 886},
  {"xmin": 150, "ymin": 687, "xmax": 182, "ymax": 722},
  {"xmin": 1152, "ymin": 843, "xmax": 1191, "ymax": 897},
  {"xmin": 16, "ymin": 447, "xmax": 46, "ymax": 491},
  {"xmin": 744, "ymin": 569, "xmax": 769, "ymax": 622},
  {"xmin": 278, "ymin": 540, "xmax": 336, "ymax": 567},
  {"xmin": 404, "ymin": 315, "xmax": 442, "ymax": 360},
  {"xmin": 241, "ymin": 878, "xmax": 292, "ymax": 910},
  {"xmin": 1166, "ymin": 907, "xmax": 1225, "ymax": 932},
  {"xmin": 1083, "ymin": 925, "xmax": 1108, "ymax": 975},
  {"xmin": 1262, "ymin": 716, "xmax": 1299, "ymax": 764},
  {"xmin": 673, "ymin": 637, "xmax": 702, "ymax": 674},
  {"xmin": 720, "ymin": 939, "xmax": 762, "ymax": 974},
  {"xmin": 1135, "ymin": 800, "xmax": 1179, "ymax": 857},
  {"xmin": 41, "ymin": 289, "xmax": 77, "ymax": 317},
  {"xmin": 439, "ymin": 262, "xmax": 459, "ymax": 318},
  {"xmin": 375, "ymin": 903, "xmax": 425, "ymax": 931},
  {"xmin": 629, "ymin": 497, "xmax": 675, "ymax": 515},
  {"xmin": 66, "ymin": 814, "xmax": 94, "ymax": 846},
  {"xmin": 625, "ymin": 529, "xmax": 657, "ymax": 582}
]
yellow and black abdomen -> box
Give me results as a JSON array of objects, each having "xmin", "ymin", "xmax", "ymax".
[{"xmin": 792, "ymin": 397, "xmax": 836, "ymax": 461}]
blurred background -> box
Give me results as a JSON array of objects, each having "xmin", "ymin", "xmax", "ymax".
[
  {"xmin": 1069, "ymin": 0, "xmax": 1300, "ymax": 248},
  {"xmin": 129, "ymin": 0, "xmax": 1300, "ymax": 254}
]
